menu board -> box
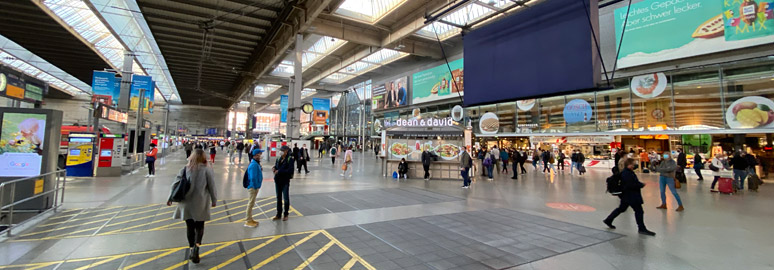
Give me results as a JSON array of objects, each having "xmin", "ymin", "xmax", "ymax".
[
  {"xmin": 0, "ymin": 113, "xmax": 47, "ymax": 177},
  {"xmin": 387, "ymin": 137, "xmax": 463, "ymax": 162}
]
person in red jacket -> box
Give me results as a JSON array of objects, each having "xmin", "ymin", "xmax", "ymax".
[{"xmin": 145, "ymin": 143, "xmax": 158, "ymax": 178}]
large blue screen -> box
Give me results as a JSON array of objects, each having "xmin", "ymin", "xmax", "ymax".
[{"xmin": 463, "ymin": 0, "xmax": 599, "ymax": 107}]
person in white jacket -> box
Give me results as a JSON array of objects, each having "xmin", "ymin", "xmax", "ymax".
[{"xmin": 710, "ymin": 153, "xmax": 728, "ymax": 192}]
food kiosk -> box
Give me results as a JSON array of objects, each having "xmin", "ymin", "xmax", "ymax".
[{"xmin": 382, "ymin": 118, "xmax": 465, "ymax": 180}]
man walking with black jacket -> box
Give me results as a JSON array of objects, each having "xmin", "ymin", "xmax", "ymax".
[
  {"xmin": 421, "ymin": 149, "xmax": 433, "ymax": 180},
  {"xmin": 272, "ymin": 146, "xmax": 294, "ymax": 221},
  {"xmin": 297, "ymin": 144, "xmax": 310, "ymax": 174}
]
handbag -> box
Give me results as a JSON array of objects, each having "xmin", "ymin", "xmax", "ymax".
[
  {"xmin": 169, "ymin": 168, "xmax": 190, "ymax": 202},
  {"xmin": 709, "ymin": 163, "xmax": 719, "ymax": 172},
  {"xmin": 341, "ymin": 163, "xmax": 348, "ymax": 171},
  {"xmin": 146, "ymin": 156, "xmax": 156, "ymax": 163},
  {"xmin": 674, "ymin": 178, "xmax": 682, "ymax": 189}
]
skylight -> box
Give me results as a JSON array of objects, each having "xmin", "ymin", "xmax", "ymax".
[
  {"xmin": 254, "ymin": 84, "xmax": 282, "ymax": 98},
  {"xmin": 322, "ymin": 49, "xmax": 408, "ymax": 84},
  {"xmin": 301, "ymin": 88, "xmax": 316, "ymax": 99},
  {"xmin": 336, "ymin": 0, "xmax": 408, "ymax": 23},
  {"xmin": 270, "ymin": 36, "xmax": 346, "ymax": 77},
  {"xmin": 417, "ymin": 0, "xmax": 521, "ymax": 40},
  {"xmin": 40, "ymin": 0, "xmax": 181, "ymax": 103},
  {"xmin": 0, "ymin": 50, "xmax": 89, "ymax": 96}
]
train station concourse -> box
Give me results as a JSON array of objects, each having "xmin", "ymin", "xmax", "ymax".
[{"xmin": 0, "ymin": 0, "xmax": 773, "ymax": 269}]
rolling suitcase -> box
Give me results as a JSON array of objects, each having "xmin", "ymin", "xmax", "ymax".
[
  {"xmin": 748, "ymin": 174, "xmax": 760, "ymax": 191},
  {"xmin": 718, "ymin": 177, "xmax": 734, "ymax": 194}
]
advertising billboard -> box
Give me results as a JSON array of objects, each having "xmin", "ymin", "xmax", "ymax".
[
  {"xmin": 0, "ymin": 113, "xmax": 47, "ymax": 177},
  {"xmin": 373, "ymin": 76, "xmax": 409, "ymax": 110},
  {"xmin": 614, "ymin": 0, "xmax": 774, "ymax": 68},
  {"xmin": 412, "ymin": 59, "xmax": 463, "ymax": 105},
  {"xmin": 92, "ymin": 71, "xmax": 119, "ymax": 105},
  {"xmin": 312, "ymin": 98, "xmax": 330, "ymax": 125},
  {"xmin": 130, "ymin": 74, "xmax": 154, "ymax": 113},
  {"xmin": 280, "ymin": 95, "xmax": 288, "ymax": 123}
]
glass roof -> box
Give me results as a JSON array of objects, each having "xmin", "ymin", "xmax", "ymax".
[
  {"xmin": 0, "ymin": 35, "xmax": 90, "ymax": 96},
  {"xmin": 301, "ymin": 88, "xmax": 317, "ymax": 99},
  {"xmin": 270, "ymin": 36, "xmax": 346, "ymax": 77},
  {"xmin": 254, "ymin": 84, "xmax": 282, "ymax": 98},
  {"xmin": 416, "ymin": 0, "xmax": 520, "ymax": 40},
  {"xmin": 322, "ymin": 49, "xmax": 408, "ymax": 84},
  {"xmin": 42, "ymin": 0, "xmax": 180, "ymax": 103},
  {"xmin": 336, "ymin": 0, "xmax": 407, "ymax": 23}
]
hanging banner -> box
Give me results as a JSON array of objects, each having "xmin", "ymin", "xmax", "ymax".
[
  {"xmin": 280, "ymin": 94, "xmax": 288, "ymax": 123},
  {"xmin": 130, "ymin": 75, "xmax": 154, "ymax": 113},
  {"xmin": 312, "ymin": 97, "xmax": 330, "ymax": 125},
  {"xmin": 92, "ymin": 71, "xmax": 119, "ymax": 105}
]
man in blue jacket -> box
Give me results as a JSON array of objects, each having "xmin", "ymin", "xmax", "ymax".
[
  {"xmin": 272, "ymin": 145, "xmax": 294, "ymax": 221},
  {"xmin": 244, "ymin": 149, "xmax": 264, "ymax": 228}
]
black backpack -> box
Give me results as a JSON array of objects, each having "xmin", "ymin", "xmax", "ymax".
[
  {"xmin": 606, "ymin": 172, "xmax": 623, "ymax": 196},
  {"xmin": 243, "ymin": 169, "xmax": 249, "ymax": 188}
]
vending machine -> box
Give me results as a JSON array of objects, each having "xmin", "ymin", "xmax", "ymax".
[
  {"xmin": 96, "ymin": 134, "xmax": 123, "ymax": 176},
  {"xmin": 65, "ymin": 133, "xmax": 96, "ymax": 177}
]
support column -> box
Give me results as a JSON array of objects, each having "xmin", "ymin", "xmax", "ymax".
[
  {"xmin": 230, "ymin": 106, "xmax": 237, "ymax": 139},
  {"xmin": 162, "ymin": 104, "xmax": 169, "ymax": 155},
  {"xmin": 119, "ymin": 51, "xmax": 134, "ymax": 158},
  {"xmin": 286, "ymin": 34, "xmax": 303, "ymax": 140},
  {"xmin": 133, "ymin": 89, "xmax": 145, "ymax": 158},
  {"xmin": 246, "ymin": 87, "xmax": 254, "ymax": 140}
]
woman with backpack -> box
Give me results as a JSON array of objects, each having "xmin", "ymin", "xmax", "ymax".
[
  {"xmin": 167, "ymin": 149, "xmax": 218, "ymax": 264},
  {"xmin": 484, "ymin": 153, "xmax": 494, "ymax": 180},
  {"xmin": 329, "ymin": 144, "xmax": 338, "ymax": 165},
  {"xmin": 603, "ymin": 158, "xmax": 656, "ymax": 236}
]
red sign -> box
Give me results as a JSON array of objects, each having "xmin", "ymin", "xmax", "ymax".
[{"xmin": 545, "ymin": 203, "xmax": 596, "ymax": 212}]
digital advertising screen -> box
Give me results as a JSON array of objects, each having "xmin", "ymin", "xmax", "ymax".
[
  {"xmin": 614, "ymin": 0, "xmax": 774, "ymax": 68},
  {"xmin": 0, "ymin": 113, "xmax": 47, "ymax": 177},
  {"xmin": 412, "ymin": 60, "xmax": 463, "ymax": 105},
  {"xmin": 375, "ymin": 76, "xmax": 410, "ymax": 110}
]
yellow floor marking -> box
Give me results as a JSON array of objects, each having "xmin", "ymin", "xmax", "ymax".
[
  {"xmin": 47, "ymin": 205, "xmax": 126, "ymax": 220},
  {"xmin": 320, "ymin": 231, "xmax": 376, "ymax": 270},
  {"xmin": 209, "ymin": 236, "xmax": 282, "ymax": 270},
  {"xmin": 73, "ymin": 255, "xmax": 125, "ymax": 270},
  {"xmin": 41, "ymin": 204, "xmax": 161, "ymax": 227},
  {"xmin": 97, "ymin": 210, "xmax": 178, "ymax": 235},
  {"xmin": 162, "ymin": 241, "xmax": 237, "ymax": 270},
  {"xmin": 293, "ymin": 240, "xmax": 335, "ymax": 270},
  {"xmin": 123, "ymin": 247, "xmax": 186, "ymax": 270},
  {"xmin": 341, "ymin": 258, "xmax": 358, "ymax": 270},
  {"xmin": 250, "ymin": 231, "xmax": 321, "ymax": 269},
  {"xmin": 289, "ymin": 206, "xmax": 304, "ymax": 217},
  {"xmin": 22, "ymin": 206, "xmax": 165, "ymax": 237},
  {"xmin": 205, "ymin": 200, "xmax": 275, "ymax": 224},
  {"xmin": 37, "ymin": 209, "xmax": 174, "ymax": 239},
  {"xmin": 3, "ymin": 262, "xmax": 59, "ymax": 270}
]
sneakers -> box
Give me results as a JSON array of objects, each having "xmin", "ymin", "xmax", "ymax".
[
  {"xmin": 244, "ymin": 220, "xmax": 259, "ymax": 227},
  {"xmin": 603, "ymin": 219, "xmax": 616, "ymax": 229},
  {"xmin": 340, "ymin": 174, "xmax": 345, "ymax": 177},
  {"xmin": 710, "ymin": 189, "xmax": 719, "ymax": 193},
  {"xmin": 461, "ymin": 186, "xmax": 469, "ymax": 189},
  {"xmin": 144, "ymin": 174, "xmax": 150, "ymax": 178},
  {"xmin": 638, "ymin": 230, "xmax": 656, "ymax": 236}
]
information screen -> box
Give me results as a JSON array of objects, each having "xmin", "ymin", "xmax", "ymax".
[
  {"xmin": 100, "ymin": 150, "xmax": 112, "ymax": 157},
  {"xmin": 0, "ymin": 113, "xmax": 47, "ymax": 177}
]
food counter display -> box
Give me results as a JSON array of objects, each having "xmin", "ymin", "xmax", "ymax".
[{"xmin": 382, "ymin": 125, "xmax": 465, "ymax": 180}]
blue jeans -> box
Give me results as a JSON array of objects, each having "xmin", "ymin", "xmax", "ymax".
[
  {"xmin": 570, "ymin": 162, "xmax": 576, "ymax": 173},
  {"xmin": 275, "ymin": 180, "xmax": 290, "ymax": 217},
  {"xmin": 733, "ymin": 169, "xmax": 747, "ymax": 189},
  {"xmin": 659, "ymin": 176, "xmax": 682, "ymax": 206},
  {"xmin": 575, "ymin": 162, "xmax": 583, "ymax": 174},
  {"xmin": 461, "ymin": 168, "xmax": 471, "ymax": 186},
  {"xmin": 487, "ymin": 166, "xmax": 493, "ymax": 178}
]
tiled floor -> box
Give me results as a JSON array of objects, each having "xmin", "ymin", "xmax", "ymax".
[{"xmin": 0, "ymin": 148, "xmax": 773, "ymax": 269}]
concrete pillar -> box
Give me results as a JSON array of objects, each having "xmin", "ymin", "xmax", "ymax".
[
  {"xmin": 230, "ymin": 106, "xmax": 237, "ymax": 139},
  {"xmin": 119, "ymin": 51, "xmax": 134, "ymax": 158},
  {"xmin": 286, "ymin": 34, "xmax": 303, "ymax": 140},
  {"xmin": 162, "ymin": 104, "xmax": 169, "ymax": 155},
  {"xmin": 246, "ymin": 87, "xmax": 254, "ymax": 140}
]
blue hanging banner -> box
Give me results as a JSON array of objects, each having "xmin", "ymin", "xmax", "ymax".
[
  {"xmin": 92, "ymin": 71, "xmax": 118, "ymax": 105},
  {"xmin": 280, "ymin": 95, "xmax": 288, "ymax": 123},
  {"xmin": 130, "ymin": 75, "xmax": 153, "ymax": 113}
]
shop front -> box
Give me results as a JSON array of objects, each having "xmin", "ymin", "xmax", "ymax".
[
  {"xmin": 529, "ymin": 136, "xmax": 618, "ymax": 169},
  {"xmin": 381, "ymin": 118, "xmax": 467, "ymax": 180}
]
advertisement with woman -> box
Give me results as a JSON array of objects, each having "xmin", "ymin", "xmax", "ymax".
[{"xmin": 0, "ymin": 113, "xmax": 47, "ymax": 177}]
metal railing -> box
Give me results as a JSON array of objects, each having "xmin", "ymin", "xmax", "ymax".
[{"xmin": 0, "ymin": 170, "xmax": 67, "ymax": 236}]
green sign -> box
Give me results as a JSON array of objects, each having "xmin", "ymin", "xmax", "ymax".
[
  {"xmin": 411, "ymin": 58, "xmax": 463, "ymax": 105},
  {"xmin": 614, "ymin": 0, "xmax": 774, "ymax": 68}
]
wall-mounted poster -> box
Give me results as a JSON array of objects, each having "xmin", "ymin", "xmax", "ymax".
[
  {"xmin": 615, "ymin": 0, "xmax": 774, "ymax": 68},
  {"xmin": 726, "ymin": 96, "xmax": 774, "ymax": 129},
  {"xmin": 311, "ymin": 98, "xmax": 330, "ymax": 125},
  {"xmin": 412, "ymin": 59, "xmax": 463, "ymax": 105},
  {"xmin": 280, "ymin": 95, "xmax": 288, "ymax": 123},
  {"xmin": 631, "ymin": 73, "xmax": 668, "ymax": 99},
  {"xmin": 373, "ymin": 77, "xmax": 409, "ymax": 110},
  {"xmin": 0, "ymin": 113, "xmax": 47, "ymax": 177},
  {"xmin": 564, "ymin": 99, "xmax": 593, "ymax": 125}
]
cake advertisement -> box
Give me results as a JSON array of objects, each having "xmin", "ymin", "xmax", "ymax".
[
  {"xmin": 412, "ymin": 59, "xmax": 463, "ymax": 105},
  {"xmin": 614, "ymin": 0, "xmax": 774, "ymax": 68}
]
